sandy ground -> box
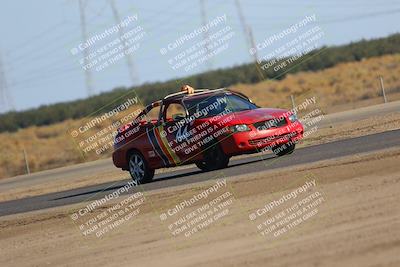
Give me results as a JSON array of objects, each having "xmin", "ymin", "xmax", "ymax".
[
  {"xmin": 301, "ymin": 111, "xmax": 400, "ymax": 146},
  {"xmin": 0, "ymin": 110, "xmax": 399, "ymax": 203},
  {"xmin": 1, "ymin": 148, "xmax": 399, "ymax": 267}
]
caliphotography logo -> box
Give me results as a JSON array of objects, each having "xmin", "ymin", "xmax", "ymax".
[{"xmin": 0, "ymin": 1, "xmax": 400, "ymax": 267}]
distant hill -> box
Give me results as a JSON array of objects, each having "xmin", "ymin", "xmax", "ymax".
[{"xmin": 1, "ymin": 33, "xmax": 400, "ymax": 133}]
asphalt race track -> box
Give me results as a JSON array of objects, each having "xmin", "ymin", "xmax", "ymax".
[{"xmin": 0, "ymin": 129, "xmax": 399, "ymax": 217}]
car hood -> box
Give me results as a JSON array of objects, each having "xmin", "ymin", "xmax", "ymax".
[{"xmin": 205, "ymin": 108, "xmax": 289, "ymax": 125}]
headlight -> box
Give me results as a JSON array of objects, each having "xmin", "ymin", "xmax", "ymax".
[
  {"xmin": 288, "ymin": 114, "xmax": 298, "ymax": 123},
  {"xmin": 230, "ymin": 124, "xmax": 250, "ymax": 133}
]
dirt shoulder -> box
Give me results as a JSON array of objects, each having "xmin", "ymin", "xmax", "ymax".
[{"xmin": 1, "ymin": 148, "xmax": 399, "ymax": 267}]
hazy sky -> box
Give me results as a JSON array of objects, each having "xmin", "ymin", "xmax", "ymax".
[{"xmin": 0, "ymin": 0, "xmax": 400, "ymax": 112}]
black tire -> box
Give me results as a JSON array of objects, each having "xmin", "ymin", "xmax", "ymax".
[
  {"xmin": 196, "ymin": 142, "xmax": 229, "ymax": 171},
  {"xmin": 127, "ymin": 151, "xmax": 154, "ymax": 184},
  {"xmin": 273, "ymin": 143, "xmax": 296, "ymax": 157},
  {"xmin": 195, "ymin": 161, "xmax": 208, "ymax": 171}
]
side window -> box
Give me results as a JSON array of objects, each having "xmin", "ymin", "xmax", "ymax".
[
  {"xmin": 146, "ymin": 105, "xmax": 160, "ymax": 122},
  {"xmin": 137, "ymin": 103, "xmax": 160, "ymax": 124},
  {"xmin": 165, "ymin": 103, "xmax": 186, "ymax": 121}
]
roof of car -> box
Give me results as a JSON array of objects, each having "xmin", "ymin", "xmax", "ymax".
[{"xmin": 163, "ymin": 88, "xmax": 227, "ymax": 102}]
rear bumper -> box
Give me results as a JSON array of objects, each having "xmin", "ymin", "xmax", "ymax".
[{"xmin": 221, "ymin": 121, "xmax": 304, "ymax": 155}]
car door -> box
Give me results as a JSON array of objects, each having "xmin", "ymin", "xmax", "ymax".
[
  {"xmin": 132, "ymin": 101, "xmax": 170, "ymax": 169},
  {"xmin": 159, "ymin": 100, "xmax": 194, "ymax": 165}
]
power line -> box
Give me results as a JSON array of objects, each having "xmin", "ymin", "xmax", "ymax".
[
  {"xmin": 0, "ymin": 54, "xmax": 14, "ymax": 113},
  {"xmin": 79, "ymin": 0, "xmax": 95, "ymax": 96},
  {"xmin": 109, "ymin": 0, "xmax": 139, "ymax": 85},
  {"xmin": 235, "ymin": 0, "xmax": 259, "ymax": 63},
  {"xmin": 319, "ymin": 8, "xmax": 400, "ymax": 24},
  {"xmin": 6, "ymin": 21, "xmax": 68, "ymax": 56},
  {"xmin": 200, "ymin": 0, "xmax": 212, "ymax": 71},
  {"xmin": 5, "ymin": 1, "xmax": 198, "ymax": 90},
  {"xmin": 5, "ymin": 0, "xmax": 204, "ymax": 67},
  {"xmin": 5, "ymin": 4, "xmax": 400, "ymax": 95},
  {"xmin": 6, "ymin": 2, "xmax": 112, "ymax": 65}
]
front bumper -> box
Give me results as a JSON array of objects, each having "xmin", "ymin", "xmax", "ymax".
[{"xmin": 221, "ymin": 120, "xmax": 304, "ymax": 155}]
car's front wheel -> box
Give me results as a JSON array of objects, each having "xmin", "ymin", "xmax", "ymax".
[
  {"xmin": 196, "ymin": 142, "xmax": 229, "ymax": 171},
  {"xmin": 128, "ymin": 152, "xmax": 154, "ymax": 184},
  {"xmin": 272, "ymin": 143, "xmax": 295, "ymax": 157}
]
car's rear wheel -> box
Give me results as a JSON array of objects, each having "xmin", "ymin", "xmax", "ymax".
[
  {"xmin": 196, "ymin": 142, "xmax": 229, "ymax": 171},
  {"xmin": 128, "ymin": 152, "xmax": 154, "ymax": 184},
  {"xmin": 272, "ymin": 143, "xmax": 295, "ymax": 157},
  {"xmin": 195, "ymin": 161, "xmax": 208, "ymax": 171}
]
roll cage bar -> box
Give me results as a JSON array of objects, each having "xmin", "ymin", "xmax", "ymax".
[{"xmin": 135, "ymin": 88, "xmax": 256, "ymax": 125}]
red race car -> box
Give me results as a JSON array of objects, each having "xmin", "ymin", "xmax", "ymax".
[{"xmin": 112, "ymin": 88, "xmax": 304, "ymax": 183}]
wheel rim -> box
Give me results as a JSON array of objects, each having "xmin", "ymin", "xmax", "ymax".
[{"xmin": 129, "ymin": 154, "xmax": 145, "ymax": 182}]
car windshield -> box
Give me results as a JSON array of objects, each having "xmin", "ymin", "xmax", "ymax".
[{"xmin": 184, "ymin": 93, "xmax": 257, "ymax": 118}]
